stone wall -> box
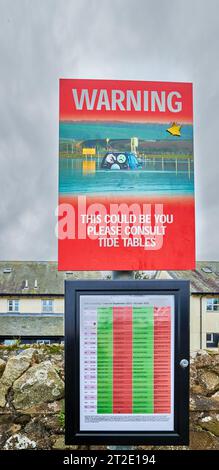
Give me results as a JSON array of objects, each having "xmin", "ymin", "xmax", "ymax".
[{"xmin": 0, "ymin": 345, "xmax": 219, "ymax": 450}]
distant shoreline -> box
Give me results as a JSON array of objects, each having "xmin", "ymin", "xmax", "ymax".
[
  {"xmin": 59, "ymin": 138, "xmax": 193, "ymax": 156},
  {"xmin": 60, "ymin": 120, "xmax": 193, "ymax": 126}
]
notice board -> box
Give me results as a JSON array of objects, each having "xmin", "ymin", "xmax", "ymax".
[
  {"xmin": 65, "ymin": 280, "xmax": 189, "ymax": 445},
  {"xmin": 58, "ymin": 79, "xmax": 195, "ymax": 271}
]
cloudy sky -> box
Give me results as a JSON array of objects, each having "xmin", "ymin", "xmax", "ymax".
[{"xmin": 0, "ymin": 0, "xmax": 219, "ymax": 262}]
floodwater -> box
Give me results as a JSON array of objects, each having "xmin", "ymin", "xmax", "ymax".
[{"xmin": 59, "ymin": 157, "xmax": 194, "ymax": 196}]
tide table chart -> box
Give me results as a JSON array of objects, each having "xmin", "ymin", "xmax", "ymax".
[{"xmin": 80, "ymin": 294, "xmax": 174, "ymax": 432}]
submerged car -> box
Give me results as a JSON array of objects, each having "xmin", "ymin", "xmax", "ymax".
[{"xmin": 101, "ymin": 152, "xmax": 141, "ymax": 170}]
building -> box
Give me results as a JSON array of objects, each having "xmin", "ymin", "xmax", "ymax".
[
  {"xmin": 157, "ymin": 262, "xmax": 219, "ymax": 349},
  {"xmin": 0, "ymin": 261, "xmax": 107, "ymax": 344},
  {"xmin": 0, "ymin": 261, "xmax": 218, "ymax": 349}
]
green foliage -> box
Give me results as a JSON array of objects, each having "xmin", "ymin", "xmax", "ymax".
[
  {"xmin": 59, "ymin": 404, "xmax": 65, "ymax": 429},
  {"xmin": 45, "ymin": 344, "xmax": 64, "ymax": 354}
]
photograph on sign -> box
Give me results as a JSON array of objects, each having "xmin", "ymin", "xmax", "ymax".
[
  {"xmin": 58, "ymin": 79, "xmax": 195, "ymax": 270},
  {"xmin": 65, "ymin": 280, "xmax": 189, "ymax": 445},
  {"xmin": 80, "ymin": 294, "xmax": 174, "ymax": 432}
]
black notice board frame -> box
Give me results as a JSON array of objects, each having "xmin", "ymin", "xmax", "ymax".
[{"xmin": 65, "ymin": 280, "xmax": 190, "ymax": 445}]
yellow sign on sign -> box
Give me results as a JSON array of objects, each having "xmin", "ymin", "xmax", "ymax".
[
  {"xmin": 82, "ymin": 161, "xmax": 96, "ymax": 174},
  {"xmin": 166, "ymin": 123, "xmax": 181, "ymax": 137},
  {"xmin": 82, "ymin": 148, "xmax": 96, "ymax": 155}
]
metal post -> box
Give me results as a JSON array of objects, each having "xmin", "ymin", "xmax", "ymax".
[
  {"xmin": 112, "ymin": 270, "xmax": 134, "ymax": 280},
  {"xmin": 108, "ymin": 270, "xmax": 135, "ymax": 451}
]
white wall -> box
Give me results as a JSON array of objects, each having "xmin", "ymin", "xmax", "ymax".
[
  {"xmin": 0, "ymin": 298, "xmax": 8, "ymax": 313},
  {"xmin": 0, "ymin": 297, "xmax": 64, "ymax": 314},
  {"xmin": 1, "ymin": 292, "xmax": 219, "ymax": 349},
  {"xmin": 190, "ymin": 296, "xmax": 201, "ymax": 350}
]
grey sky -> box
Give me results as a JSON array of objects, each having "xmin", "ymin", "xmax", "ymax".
[{"xmin": 0, "ymin": 0, "xmax": 218, "ymax": 261}]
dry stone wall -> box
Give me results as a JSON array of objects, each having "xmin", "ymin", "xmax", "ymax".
[{"xmin": 0, "ymin": 346, "xmax": 219, "ymax": 450}]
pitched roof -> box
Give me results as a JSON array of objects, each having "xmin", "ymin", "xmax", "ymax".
[
  {"xmin": 0, "ymin": 261, "xmax": 108, "ymax": 295},
  {"xmin": 1, "ymin": 261, "xmax": 219, "ymax": 296},
  {"xmin": 166, "ymin": 262, "xmax": 219, "ymax": 294}
]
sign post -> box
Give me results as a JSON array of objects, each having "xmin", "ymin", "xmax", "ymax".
[{"xmin": 59, "ymin": 78, "xmax": 193, "ymax": 447}]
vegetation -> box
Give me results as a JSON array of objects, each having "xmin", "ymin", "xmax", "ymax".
[{"xmin": 59, "ymin": 403, "xmax": 65, "ymax": 429}]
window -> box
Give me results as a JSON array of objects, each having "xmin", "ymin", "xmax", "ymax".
[
  {"xmin": 4, "ymin": 340, "xmax": 17, "ymax": 346},
  {"xmin": 206, "ymin": 333, "xmax": 219, "ymax": 348},
  {"xmin": 201, "ymin": 266, "xmax": 213, "ymax": 273},
  {"xmin": 37, "ymin": 339, "xmax": 51, "ymax": 345},
  {"xmin": 206, "ymin": 333, "xmax": 214, "ymax": 342},
  {"xmin": 42, "ymin": 299, "xmax": 53, "ymax": 313},
  {"xmin": 8, "ymin": 299, "xmax": 19, "ymax": 312},
  {"xmin": 206, "ymin": 298, "xmax": 219, "ymax": 311},
  {"xmin": 3, "ymin": 267, "xmax": 12, "ymax": 273}
]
